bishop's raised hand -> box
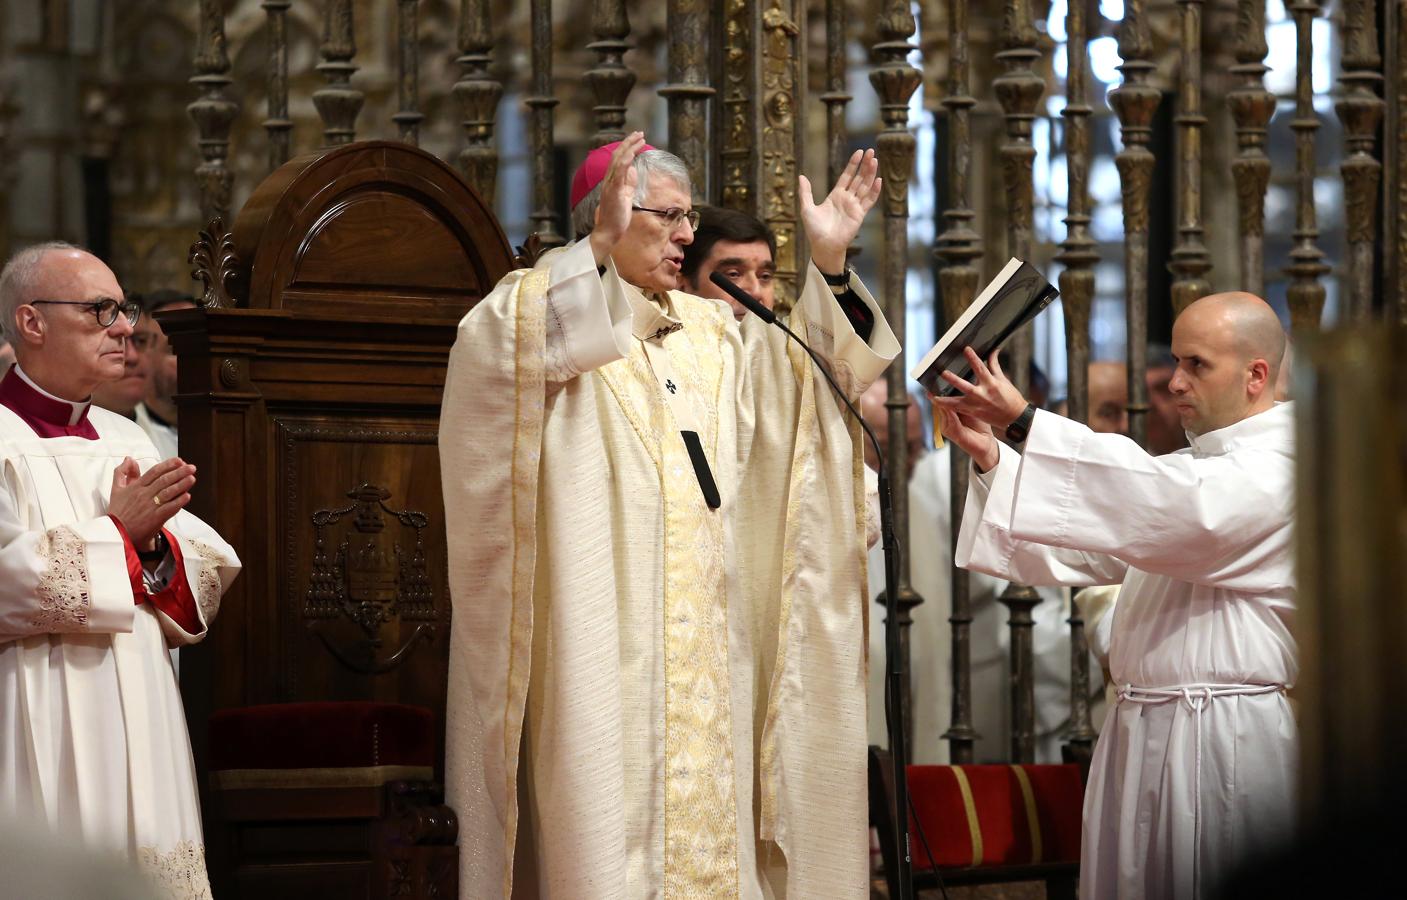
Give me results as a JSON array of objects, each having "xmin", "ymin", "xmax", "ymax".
[
  {"xmin": 799, "ymin": 148, "xmax": 882, "ymax": 275},
  {"xmin": 589, "ymin": 132, "xmax": 646, "ymax": 267}
]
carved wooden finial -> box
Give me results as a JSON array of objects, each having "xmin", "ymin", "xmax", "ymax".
[
  {"xmin": 188, "ymin": 217, "xmax": 242, "ymax": 309},
  {"xmin": 513, "ymin": 232, "xmax": 547, "ymax": 270}
]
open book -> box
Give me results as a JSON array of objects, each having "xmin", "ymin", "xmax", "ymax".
[{"xmin": 910, "ymin": 257, "xmax": 1059, "ymax": 397}]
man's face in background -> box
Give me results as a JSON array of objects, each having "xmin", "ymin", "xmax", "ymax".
[{"xmin": 688, "ymin": 240, "xmax": 776, "ymax": 321}]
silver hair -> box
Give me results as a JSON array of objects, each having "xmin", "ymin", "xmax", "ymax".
[
  {"xmin": 0, "ymin": 241, "xmax": 87, "ymax": 341},
  {"xmin": 570, "ymin": 149, "xmax": 692, "ymax": 239}
]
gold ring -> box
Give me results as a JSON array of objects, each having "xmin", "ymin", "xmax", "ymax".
[{"xmin": 153, "ymin": 493, "xmax": 162, "ymax": 506}]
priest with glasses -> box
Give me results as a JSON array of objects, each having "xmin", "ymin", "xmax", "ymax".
[
  {"xmin": 441, "ymin": 135, "xmax": 900, "ymax": 898},
  {"xmin": 0, "ymin": 242, "xmax": 240, "ymax": 899}
]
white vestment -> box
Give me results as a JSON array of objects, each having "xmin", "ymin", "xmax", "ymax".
[
  {"xmin": 0, "ymin": 375, "xmax": 241, "ymax": 900},
  {"xmin": 957, "ymin": 404, "xmax": 1297, "ymax": 900},
  {"xmin": 440, "ymin": 241, "xmax": 899, "ymax": 899},
  {"xmin": 134, "ymin": 403, "xmax": 178, "ymax": 459},
  {"xmin": 866, "ymin": 447, "xmax": 1097, "ymax": 764}
]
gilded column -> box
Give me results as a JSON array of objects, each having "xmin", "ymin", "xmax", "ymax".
[
  {"xmin": 261, "ymin": 0, "xmax": 292, "ymax": 171},
  {"xmin": 1168, "ymin": 0, "xmax": 1212, "ymax": 316},
  {"xmin": 1287, "ymin": 0, "xmax": 1329, "ymax": 336},
  {"xmin": 394, "ymin": 0, "xmax": 424, "ymax": 145},
  {"xmin": 719, "ymin": 0, "xmax": 759, "ymax": 215},
  {"xmin": 313, "ymin": 0, "xmax": 364, "ymax": 146},
  {"xmin": 454, "ymin": 0, "xmax": 501, "ymax": 202},
  {"xmin": 660, "ymin": 0, "xmax": 713, "ymax": 203},
  {"xmin": 585, "ymin": 0, "xmax": 636, "ymax": 145},
  {"xmin": 526, "ymin": 0, "xmax": 564, "ymax": 247},
  {"xmin": 1108, "ymin": 0, "xmax": 1161, "ymax": 449},
  {"xmin": 759, "ymin": 2, "xmax": 804, "ymax": 306},
  {"xmin": 992, "ymin": 0, "xmax": 1046, "ymax": 766},
  {"xmin": 1337, "ymin": 0, "xmax": 1385, "ymax": 323},
  {"xmin": 822, "ymin": 0, "xmax": 852, "ymax": 188},
  {"xmin": 188, "ymin": 0, "xmax": 239, "ymax": 226},
  {"xmin": 1054, "ymin": 0, "xmax": 1097, "ymax": 763},
  {"xmin": 869, "ymin": 0, "xmax": 923, "ymax": 762},
  {"xmin": 1227, "ymin": 0, "xmax": 1274, "ymax": 297},
  {"xmin": 936, "ymin": 0, "xmax": 982, "ymax": 766}
]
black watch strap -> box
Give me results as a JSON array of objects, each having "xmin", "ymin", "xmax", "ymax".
[
  {"xmin": 1004, "ymin": 403, "xmax": 1037, "ymax": 444},
  {"xmin": 820, "ymin": 266, "xmax": 851, "ymax": 287},
  {"xmin": 137, "ymin": 530, "xmax": 169, "ymax": 563}
]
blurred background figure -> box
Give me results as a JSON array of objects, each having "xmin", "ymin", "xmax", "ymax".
[
  {"xmin": 1079, "ymin": 349, "xmax": 1186, "ymax": 454},
  {"xmin": 90, "ymin": 293, "xmax": 151, "ymax": 416},
  {"xmin": 1145, "ymin": 344, "xmax": 1187, "ymax": 455},
  {"xmin": 680, "ymin": 206, "xmax": 777, "ymax": 321},
  {"xmin": 1088, "ymin": 361, "xmax": 1129, "ymax": 435},
  {"xmin": 133, "ymin": 289, "xmax": 197, "ymax": 458}
]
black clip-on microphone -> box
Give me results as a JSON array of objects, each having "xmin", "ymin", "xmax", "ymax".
[{"xmin": 710, "ymin": 271, "xmax": 916, "ymax": 900}]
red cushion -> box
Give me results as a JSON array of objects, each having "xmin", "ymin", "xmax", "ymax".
[
  {"xmin": 209, "ymin": 701, "xmax": 434, "ymax": 771},
  {"xmin": 907, "ymin": 764, "xmax": 1083, "ymax": 870}
]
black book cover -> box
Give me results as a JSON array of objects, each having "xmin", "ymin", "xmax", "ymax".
[{"xmin": 910, "ymin": 257, "xmax": 1059, "ymax": 397}]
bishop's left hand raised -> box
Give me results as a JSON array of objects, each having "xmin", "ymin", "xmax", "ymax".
[{"xmin": 799, "ymin": 148, "xmax": 882, "ymax": 275}]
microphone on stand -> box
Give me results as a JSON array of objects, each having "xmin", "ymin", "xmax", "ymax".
[{"xmin": 709, "ymin": 270, "xmax": 917, "ymax": 900}]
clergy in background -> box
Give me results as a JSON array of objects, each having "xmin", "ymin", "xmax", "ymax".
[
  {"xmin": 440, "ymin": 134, "xmax": 899, "ymax": 898},
  {"xmin": 0, "ymin": 243, "xmax": 241, "ymax": 899},
  {"xmin": 934, "ymin": 292, "xmax": 1295, "ymax": 900},
  {"xmin": 680, "ymin": 205, "xmax": 778, "ymax": 321}
]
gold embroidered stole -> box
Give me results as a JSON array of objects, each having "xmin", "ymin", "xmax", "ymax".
[{"xmin": 597, "ymin": 291, "xmax": 741, "ymax": 897}]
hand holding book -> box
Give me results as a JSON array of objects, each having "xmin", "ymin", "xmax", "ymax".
[
  {"xmin": 911, "ymin": 257, "xmax": 1056, "ymax": 452},
  {"xmin": 910, "ymin": 258, "xmax": 1058, "ymax": 397},
  {"xmin": 931, "ymin": 348, "xmax": 1028, "ymax": 471}
]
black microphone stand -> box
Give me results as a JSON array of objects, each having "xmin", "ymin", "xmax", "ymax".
[{"xmin": 710, "ymin": 272, "xmax": 914, "ymax": 899}]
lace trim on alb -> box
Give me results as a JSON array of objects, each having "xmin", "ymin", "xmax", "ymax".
[
  {"xmin": 186, "ymin": 539, "xmax": 228, "ymax": 624},
  {"xmin": 137, "ymin": 840, "xmax": 213, "ymax": 900},
  {"xmin": 30, "ymin": 525, "xmax": 91, "ymax": 632}
]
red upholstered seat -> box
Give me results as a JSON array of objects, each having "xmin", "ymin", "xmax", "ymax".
[
  {"xmin": 907, "ymin": 763, "xmax": 1084, "ymax": 870},
  {"xmin": 209, "ymin": 701, "xmax": 435, "ymax": 790}
]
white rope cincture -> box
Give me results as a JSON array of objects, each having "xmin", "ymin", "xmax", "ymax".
[{"xmin": 1114, "ymin": 682, "xmax": 1284, "ymax": 899}]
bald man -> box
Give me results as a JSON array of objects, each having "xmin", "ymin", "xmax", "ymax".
[
  {"xmin": 0, "ymin": 242, "xmax": 240, "ymax": 896},
  {"xmin": 933, "ymin": 291, "xmax": 1295, "ymax": 900}
]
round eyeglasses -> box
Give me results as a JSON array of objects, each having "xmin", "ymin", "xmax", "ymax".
[
  {"xmin": 31, "ymin": 297, "xmax": 142, "ymax": 328},
  {"xmin": 631, "ymin": 205, "xmax": 701, "ymax": 231}
]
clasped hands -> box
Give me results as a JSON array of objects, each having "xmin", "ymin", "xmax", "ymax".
[
  {"xmin": 108, "ymin": 457, "xmax": 196, "ymax": 552},
  {"xmin": 931, "ymin": 347, "xmax": 1030, "ymax": 473},
  {"xmin": 588, "ymin": 132, "xmax": 883, "ymax": 275}
]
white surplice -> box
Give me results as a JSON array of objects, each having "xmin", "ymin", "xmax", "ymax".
[
  {"xmin": 439, "ymin": 240, "xmax": 899, "ymax": 899},
  {"xmin": 865, "ymin": 447, "xmax": 1099, "ymax": 765},
  {"xmin": 134, "ymin": 402, "xmax": 179, "ymax": 459},
  {"xmin": 0, "ymin": 396, "xmax": 241, "ymax": 900},
  {"xmin": 956, "ymin": 403, "xmax": 1297, "ymax": 900}
]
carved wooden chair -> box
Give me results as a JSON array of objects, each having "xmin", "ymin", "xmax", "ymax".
[{"xmin": 168, "ymin": 141, "xmax": 516, "ymax": 899}]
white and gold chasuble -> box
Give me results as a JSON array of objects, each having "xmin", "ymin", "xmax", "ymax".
[
  {"xmin": 440, "ymin": 240, "xmax": 899, "ymax": 899},
  {"xmin": 0, "ymin": 399, "xmax": 241, "ymax": 900}
]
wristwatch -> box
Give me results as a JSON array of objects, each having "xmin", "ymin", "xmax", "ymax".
[
  {"xmin": 137, "ymin": 530, "xmax": 169, "ymax": 564},
  {"xmin": 1004, "ymin": 403, "xmax": 1037, "ymax": 444},
  {"xmin": 820, "ymin": 266, "xmax": 852, "ymax": 291}
]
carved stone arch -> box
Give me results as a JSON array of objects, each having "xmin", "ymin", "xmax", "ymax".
[{"xmin": 233, "ymin": 140, "xmax": 514, "ymax": 319}]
